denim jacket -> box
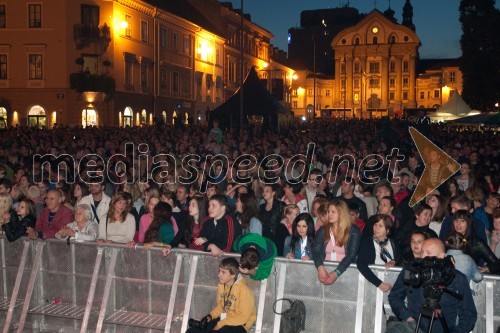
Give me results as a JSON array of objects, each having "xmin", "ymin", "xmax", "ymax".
[{"xmin": 446, "ymin": 249, "xmax": 483, "ymax": 283}]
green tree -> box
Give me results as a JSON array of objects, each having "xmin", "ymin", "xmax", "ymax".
[{"xmin": 459, "ymin": 0, "xmax": 500, "ymax": 111}]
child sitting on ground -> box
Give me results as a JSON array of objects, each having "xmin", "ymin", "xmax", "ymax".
[{"xmin": 186, "ymin": 257, "xmax": 256, "ymax": 333}]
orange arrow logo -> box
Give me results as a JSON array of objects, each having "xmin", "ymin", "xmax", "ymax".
[{"xmin": 408, "ymin": 127, "xmax": 461, "ymax": 207}]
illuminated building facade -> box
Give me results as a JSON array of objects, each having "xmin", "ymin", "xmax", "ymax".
[{"xmin": 0, "ymin": 0, "xmax": 291, "ymax": 127}]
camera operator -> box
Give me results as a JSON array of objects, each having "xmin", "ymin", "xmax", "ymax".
[{"xmin": 387, "ymin": 238, "xmax": 477, "ymax": 333}]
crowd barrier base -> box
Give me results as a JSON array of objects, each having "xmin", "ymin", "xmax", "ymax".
[{"xmin": 0, "ymin": 236, "xmax": 499, "ymax": 333}]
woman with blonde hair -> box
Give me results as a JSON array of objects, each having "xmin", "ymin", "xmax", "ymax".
[
  {"xmin": 0, "ymin": 194, "xmax": 17, "ymax": 234},
  {"xmin": 97, "ymin": 192, "xmax": 135, "ymax": 245},
  {"xmin": 312, "ymin": 199, "xmax": 361, "ymax": 285}
]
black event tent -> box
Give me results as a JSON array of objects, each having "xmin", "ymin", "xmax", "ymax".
[{"xmin": 209, "ymin": 66, "xmax": 287, "ymax": 130}]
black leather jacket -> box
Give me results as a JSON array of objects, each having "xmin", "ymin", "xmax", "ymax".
[
  {"xmin": 313, "ymin": 224, "xmax": 361, "ymax": 275},
  {"xmin": 259, "ymin": 199, "xmax": 285, "ymax": 241},
  {"xmin": 470, "ymin": 238, "xmax": 500, "ymax": 274},
  {"xmin": 2, "ymin": 213, "xmax": 36, "ymax": 242}
]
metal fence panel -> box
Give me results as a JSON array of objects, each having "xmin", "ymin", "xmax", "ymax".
[{"xmin": 0, "ymin": 236, "xmax": 498, "ymax": 333}]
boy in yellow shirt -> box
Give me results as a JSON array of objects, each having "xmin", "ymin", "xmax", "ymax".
[{"xmin": 187, "ymin": 257, "xmax": 256, "ymax": 333}]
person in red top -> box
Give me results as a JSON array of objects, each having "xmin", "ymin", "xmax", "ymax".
[{"xmin": 27, "ymin": 189, "xmax": 73, "ymax": 240}]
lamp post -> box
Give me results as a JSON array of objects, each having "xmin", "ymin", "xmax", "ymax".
[
  {"xmin": 343, "ymin": 56, "xmax": 346, "ymax": 120},
  {"xmin": 239, "ymin": 0, "xmax": 244, "ymax": 129}
]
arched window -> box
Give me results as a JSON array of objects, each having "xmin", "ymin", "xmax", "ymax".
[
  {"xmin": 162, "ymin": 111, "xmax": 167, "ymax": 123},
  {"xmin": 0, "ymin": 107, "xmax": 7, "ymax": 129},
  {"xmin": 123, "ymin": 107, "xmax": 133, "ymax": 127},
  {"xmin": 354, "ymin": 37, "xmax": 360, "ymax": 45},
  {"xmin": 28, "ymin": 105, "xmax": 46, "ymax": 127},
  {"xmin": 372, "ymin": 37, "xmax": 378, "ymax": 45},
  {"xmin": 141, "ymin": 109, "xmax": 147, "ymax": 124},
  {"xmin": 82, "ymin": 108, "xmax": 97, "ymax": 127},
  {"xmin": 184, "ymin": 112, "xmax": 189, "ymax": 125},
  {"xmin": 389, "ymin": 35, "xmax": 396, "ymax": 44}
]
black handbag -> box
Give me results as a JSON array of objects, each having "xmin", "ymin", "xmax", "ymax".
[{"xmin": 273, "ymin": 298, "xmax": 306, "ymax": 333}]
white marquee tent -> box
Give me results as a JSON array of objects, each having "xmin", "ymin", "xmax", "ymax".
[{"xmin": 427, "ymin": 92, "xmax": 479, "ymax": 122}]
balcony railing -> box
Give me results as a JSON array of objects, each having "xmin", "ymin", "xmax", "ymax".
[
  {"xmin": 69, "ymin": 71, "xmax": 115, "ymax": 96},
  {"xmin": 73, "ymin": 23, "xmax": 111, "ymax": 51}
]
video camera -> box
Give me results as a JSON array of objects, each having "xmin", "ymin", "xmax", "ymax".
[{"xmin": 403, "ymin": 256, "xmax": 455, "ymax": 289}]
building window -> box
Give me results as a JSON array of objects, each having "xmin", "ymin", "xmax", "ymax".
[
  {"xmin": 216, "ymin": 49, "xmax": 220, "ymax": 65},
  {"xmin": 403, "ymin": 77, "xmax": 409, "ymax": 88},
  {"xmin": 0, "ymin": 54, "xmax": 6, "ymax": 79},
  {"xmin": 354, "ymin": 37, "xmax": 360, "ymax": 45},
  {"xmin": 341, "ymin": 79, "xmax": 346, "ymax": 90},
  {"xmin": 369, "ymin": 77, "xmax": 380, "ymax": 88},
  {"xmin": 184, "ymin": 36, "xmax": 191, "ymax": 55},
  {"xmin": 389, "ymin": 78, "xmax": 395, "ymax": 89},
  {"xmin": 403, "ymin": 92, "xmax": 408, "ymax": 100},
  {"xmin": 125, "ymin": 15, "xmax": 131, "ymax": 37},
  {"xmin": 354, "ymin": 62, "xmax": 360, "ymax": 73},
  {"xmin": 354, "ymin": 93, "xmax": 359, "ymax": 102},
  {"xmin": 141, "ymin": 21, "xmax": 148, "ymax": 43},
  {"xmin": 389, "ymin": 92, "xmax": 395, "ymax": 100},
  {"xmin": 434, "ymin": 90, "xmax": 440, "ymax": 98},
  {"xmin": 420, "ymin": 91, "xmax": 425, "ymax": 99},
  {"xmin": 340, "ymin": 62, "xmax": 346, "ymax": 74},
  {"xmin": 0, "ymin": 5, "xmax": 5, "ymax": 28},
  {"xmin": 390, "ymin": 35, "xmax": 396, "ymax": 44},
  {"xmin": 372, "ymin": 37, "xmax": 378, "ymax": 44},
  {"xmin": 389, "ymin": 61, "xmax": 396, "ymax": 73},
  {"xmin": 81, "ymin": 5, "xmax": 99, "ymax": 28},
  {"xmin": 449, "ymin": 71, "xmax": 456, "ymax": 83},
  {"xmin": 292, "ymin": 89, "xmax": 297, "ymax": 96},
  {"xmin": 307, "ymin": 88, "xmax": 313, "ymax": 96},
  {"xmin": 160, "ymin": 28, "xmax": 167, "ymax": 48},
  {"xmin": 354, "ymin": 79, "xmax": 359, "ymax": 89},
  {"xmin": 172, "ymin": 72, "xmax": 179, "ymax": 96},
  {"xmin": 173, "ymin": 32, "xmax": 178, "ymax": 50},
  {"xmin": 141, "ymin": 64, "xmax": 148, "ymax": 90},
  {"xmin": 326, "ymin": 89, "xmax": 330, "ymax": 97},
  {"xmin": 369, "ymin": 62, "xmax": 380, "ymax": 73},
  {"xmin": 183, "ymin": 77, "xmax": 190, "ymax": 98},
  {"xmin": 341, "ymin": 93, "xmax": 345, "ymax": 101},
  {"xmin": 28, "ymin": 54, "xmax": 42, "ymax": 79},
  {"xmin": 292, "ymin": 101, "xmax": 297, "ymax": 108},
  {"xmin": 125, "ymin": 60, "xmax": 132, "ymax": 85},
  {"xmin": 28, "ymin": 4, "xmax": 42, "ymax": 28},
  {"xmin": 403, "ymin": 61, "xmax": 409, "ymax": 72},
  {"xmin": 160, "ymin": 68, "xmax": 167, "ymax": 89}
]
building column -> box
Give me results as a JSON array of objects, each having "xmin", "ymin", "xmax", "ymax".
[{"xmin": 409, "ymin": 55, "xmax": 417, "ymax": 108}]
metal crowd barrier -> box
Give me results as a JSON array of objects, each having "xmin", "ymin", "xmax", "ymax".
[{"xmin": 0, "ymin": 235, "xmax": 498, "ymax": 333}]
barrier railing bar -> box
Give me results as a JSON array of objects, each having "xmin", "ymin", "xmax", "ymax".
[
  {"xmin": 374, "ymin": 271, "xmax": 385, "ymax": 333},
  {"xmin": 2, "ymin": 241, "xmax": 29, "ymax": 333},
  {"xmin": 272, "ymin": 262, "xmax": 287, "ymax": 333},
  {"xmin": 354, "ymin": 271, "xmax": 366, "ymax": 333},
  {"xmin": 1, "ymin": 238, "xmax": 6, "ymax": 300},
  {"xmin": 16, "ymin": 241, "xmax": 44, "ymax": 333},
  {"xmin": 80, "ymin": 247, "xmax": 103, "ymax": 333},
  {"xmin": 147, "ymin": 250, "xmax": 152, "ymax": 315},
  {"xmin": 255, "ymin": 277, "xmax": 268, "ymax": 333},
  {"xmin": 164, "ymin": 254, "xmax": 183, "ymax": 333},
  {"xmin": 71, "ymin": 244, "xmax": 77, "ymax": 307},
  {"xmin": 95, "ymin": 248, "xmax": 118, "ymax": 333},
  {"xmin": 486, "ymin": 281, "xmax": 493, "ymax": 333},
  {"xmin": 181, "ymin": 254, "xmax": 199, "ymax": 333}
]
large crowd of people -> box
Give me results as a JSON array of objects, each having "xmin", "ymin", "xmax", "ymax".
[{"xmin": 0, "ymin": 118, "xmax": 499, "ymax": 331}]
